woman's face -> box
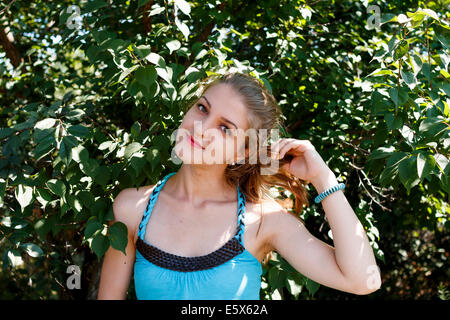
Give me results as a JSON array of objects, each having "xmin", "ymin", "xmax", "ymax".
[{"xmin": 173, "ymin": 83, "xmax": 249, "ymax": 166}]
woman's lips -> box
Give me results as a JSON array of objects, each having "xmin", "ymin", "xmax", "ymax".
[{"xmin": 189, "ymin": 135, "xmax": 204, "ymax": 149}]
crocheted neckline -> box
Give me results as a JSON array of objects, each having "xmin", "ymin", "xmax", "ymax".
[{"xmin": 135, "ymin": 173, "xmax": 247, "ymax": 272}]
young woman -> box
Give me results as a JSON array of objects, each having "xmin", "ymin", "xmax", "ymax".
[{"xmin": 97, "ymin": 72, "xmax": 381, "ymax": 300}]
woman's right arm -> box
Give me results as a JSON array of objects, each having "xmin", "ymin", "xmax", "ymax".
[{"xmin": 97, "ymin": 188, "xmax": 138, "ymax": 300}]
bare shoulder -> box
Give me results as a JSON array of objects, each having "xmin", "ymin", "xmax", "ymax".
[
  {"xmin": 254, "ymin": 197, "xmax": 304, "ymax": 252},
  {"xmin": 112, "ymin": 184, "xmax": 156, "ymax": 239}
]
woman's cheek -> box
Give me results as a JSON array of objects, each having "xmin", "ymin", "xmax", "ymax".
[{"xmin": 223, "ymin": 136, "xmax": 238, "ymax": 163}]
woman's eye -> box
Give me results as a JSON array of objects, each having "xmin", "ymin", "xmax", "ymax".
[
  {"xmin": 198, "ymin": 104, "xmax": 207, "ymax": 112},
  {"xmin": 221, "ymin": 125, "xmax": 231, "ymax": 135},
  {"xmin": 198, "ymin": 104, "xmax": 231, "ymax": 135}
]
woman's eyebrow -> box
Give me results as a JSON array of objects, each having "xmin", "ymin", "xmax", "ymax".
[{"xmin": 201, "ymin": 95, "xmax": 238, "ymax": 129}]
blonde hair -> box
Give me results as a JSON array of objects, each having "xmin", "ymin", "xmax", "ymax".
[{"xmin": 182, "ymin": 72, "xmax": 311, "ymax": 267}]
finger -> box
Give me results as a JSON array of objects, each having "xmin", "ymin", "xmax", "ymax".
[
  {"xmin": 278, "ymin": 140, "xmax": 298, "ymax": 159},
  {"xmin": 279, "ymin": 140, "xmax": 313, "ymax": 159},
  {"xmin": 271, "ymin": 138, "xmax": 293, "ymax": 156}
]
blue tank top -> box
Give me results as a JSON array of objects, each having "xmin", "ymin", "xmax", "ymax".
[{"xmin": 133, "ymin": 171, "xmax": 263, "ymax": 300}]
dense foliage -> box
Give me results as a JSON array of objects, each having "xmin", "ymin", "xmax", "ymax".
[{"xmin": 0, "ymin": 0, "xmax": 448, "ymax": 300}]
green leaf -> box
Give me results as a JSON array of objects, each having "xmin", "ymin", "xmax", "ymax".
[
  {"xmin": 84, "ymin": 0, "xmax": 108, "ymax": 13},
  {"xmin": 71, "ymin": 144, "xmax": 89, "ymax": 164},
  {"xmin": 84, "ymin": 220, "xmax": 103, "ymax": 239},
  {"xmin": 368, "ymin": 146, "xmax": 396, "ymax": 160},
  {"xmin": 417, "ymin": 152, "xmax": 435, "ymax": 182},
  {"xmin": 134, "ymin": 45, "xmax": 152, "ymax": 60},
  {"xmin": 146, "ymin": 147, "xmax": 161, "ymax": 172},
  {"xmin": 400, "ymin": 70, "xmax": 417, "ymax": 89},
  {"xmin": 14, "ymin": 185, "xmax": 34, "ymax": 211},
  {"xmin": 175, "ymin": 17, "xmax": 190, "ymax": 41},
  {"xmin": 0, "ymin": 127, "xmax": 14, "ymax": 139},
  {"xmin": 144, "ymin": 52, "xmax": 166, "ymax": 67},
  {"xmin": 419, "ymin": 117, "xmax": 448, "ymax": 140},
  {"xmin": 124, "ymin": 142, "xmax": 142, "ymax": 159},
  {"xmin": 135, "ymin": 65, "xmax": 157, "ymax": 90},
  {"xmin": 67, "ymin": 125, "xmax": 89, "ymax": 137},
  {"xmin": 93, "ymin": 166, "xmax": 111, "ymax": 187},
  {"xmin": 130, "ymin": 156, "xmax": 147, "ymax": 176},
  {"xmin": 46, "ymin": 179, "xmax": 66, "ymax": 198},
  {"xmin": 434, "ymin": 153, "xmax": 449, "ymax": 173},
  {"xmin": 409, "ymin": 54, "xmax": 423, "ymax": 76},
  {"xmin": 34, "ymin": 219, "xmax": 52, "ymax": 241},
  {"xmin": 78, "ymin": 191, "xmax": 95, "ymax": 208},
  {"xmin": 156, "ymin": 67, "xmax": 172, "ymax": 84},
  {"xmin": 393, "ymin": 40, "xmax": 409, "ymax": 60},
  {"xmin": 0, "ymin": 180, "xmax": 5, "ymax": 204},
  {"xmin": 268, "ymin": 266, "xmax": 286, "ymax": 289},
  {"xmin": 305, "ymin": 278, "xmax": 320, "ymax": 297},
  {"xmin": 285, "ymin": 274, "xmax": 302, "ymax": 297},
  {"xmin": 35, "ymin": 188, "xmax": 53, "ymax": 209},
  {"xmin": 131, "ymin": 121, "xmax": 141, "ymax": 139},
  {"xmin": 109, "ymin": 221, "xmax": 128, "ymax": 255},
  {"xmin": 64, "ymin": 109, "xmax": 86, "ymax": 121},
  {"xmin": 6, "ymin": 249, "xmax": 23, "ymax": 267},
  {"xmin": 440, "ymin": 69, "xmax": 450, "ymax": 79},
  {"xmin": 413, "ymin": 9, "xmax": 440, "ymax": 21},
  {"xmin": 384, "ymin": 113, "xmax": 403, "ymax": 131},
  {"xmin": 388, "ymin": 87, "xmax": 409, "ymax": 109},
  {"xmin": 438, "ymin": 53, "xmax": 449, "ymax": 70},
  {"xmin": 67, "ymin": 194, "xmax": 83, "ymax": 213},
  {"xmin": 435, "ymin": 25, "xmax": 450, "ymax": 49},
  {"xmin": 379, "ymin": 152, "xmax": 409, "ymax": 186},
  {"xmin": 166, "ymin": 39, "xmax": 181, "ymax": 54},
  {"xmin": 91, "ymin": 233, "xmax": 110, "ymax": 260},
  {"xmin": 119, "ymin": 65, "xmax": 139, "ymax": 82},
  {"xmin": 407, "ymin": 12, "xmax": 426, "ymax": 28},
  {"xmin": 99, "ymin": 141, "xmax": 114, "ymax": 151},
  {"xmin": 174, "ymin": 0, "xmax": 191, "ymax": 17},
  {"xmin": 80, "ymin": 158, "xmax": 100, "ymax": 177},
  {"xmin": 34, "ymin": 127, "xmax": 55, "ymax": 141},
  {"xmin": 20, "ymin": 243, "xmax": 44, "ymax": 258},
  {"xmin": 398, "ymin": 156, "xmax": 420, "ymax": 193},
  {"xmin": 387, "ymin": 35, "xmax": 399, "ymax": 57},
  {"xmin": 399, "ymin": 125, "xmax": 415, "ymax": 145},
  {"xmin": 421, "ymin": 63, "xmax": 431, "ymax": 83},
  {"xmin": 371, "ymin": 91, "xmax": 392, "ymax": 114},
  {"xmin": 381, "ymin": 13, "xmax": 396, "ymax": 24},
  {"xmin": 35, "ymin": 118, "xmax": 56, "ymax": 130},
  {"xmin": 440, "ymin": 173, "xmax": 450, "ymax": 195},
  {"xmin": 59, "ymin": 139, "xmax": 73, "ymax": 165},
  {"xmin": 149, "ymin": 6, "xmax": 165, "ymax": 16},
  {"xmin": 367, "ymin": 69, "xmax": 396, "ymax": 77},
  {"xmin": 13, "ymin": 119, "xmax": 36, "ymax": 131}
]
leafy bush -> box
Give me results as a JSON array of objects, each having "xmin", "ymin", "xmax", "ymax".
[{"xmin": 0, "ymin": 0, "xmax": 448, "ymax": 300}]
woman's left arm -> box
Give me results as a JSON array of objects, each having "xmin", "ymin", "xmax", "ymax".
[
  {"xmin": 309, "ymin": 169, "xmax": 382, "ymax": 292},
  {"xmin": 273, "ymin": 138, "xmax": 382, "ymax": 293}
]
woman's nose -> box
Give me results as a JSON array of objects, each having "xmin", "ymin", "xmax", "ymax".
[{"xmin": 193, "ymin": 119, "xmax": 213, "ymax": 139}]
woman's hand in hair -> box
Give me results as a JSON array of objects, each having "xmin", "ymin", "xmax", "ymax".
[{"xmin": 271, "ymin": 138, "xmax": 332, "ymax": 184}]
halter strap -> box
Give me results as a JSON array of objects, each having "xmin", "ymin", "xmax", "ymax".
[{"xmin": 137, "ymin": 172, "xmax": 246, "ymax": 247}]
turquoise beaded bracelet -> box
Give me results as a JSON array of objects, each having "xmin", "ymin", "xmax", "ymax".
[{"xmin": 314, "ymin": 183, "xmax": 346, "ymax": 204}]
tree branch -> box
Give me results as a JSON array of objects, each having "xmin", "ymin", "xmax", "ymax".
[
  {"xmin": 0, "ymin": 26, "xmax": 24, "ymax": 69},
  {"xmin": 0, "ymin": 0, "xmax": 16, "ymax": 16},
  {"xmin": 141, "ymin": 0, "xmax": 154, "ymax": 36}
]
